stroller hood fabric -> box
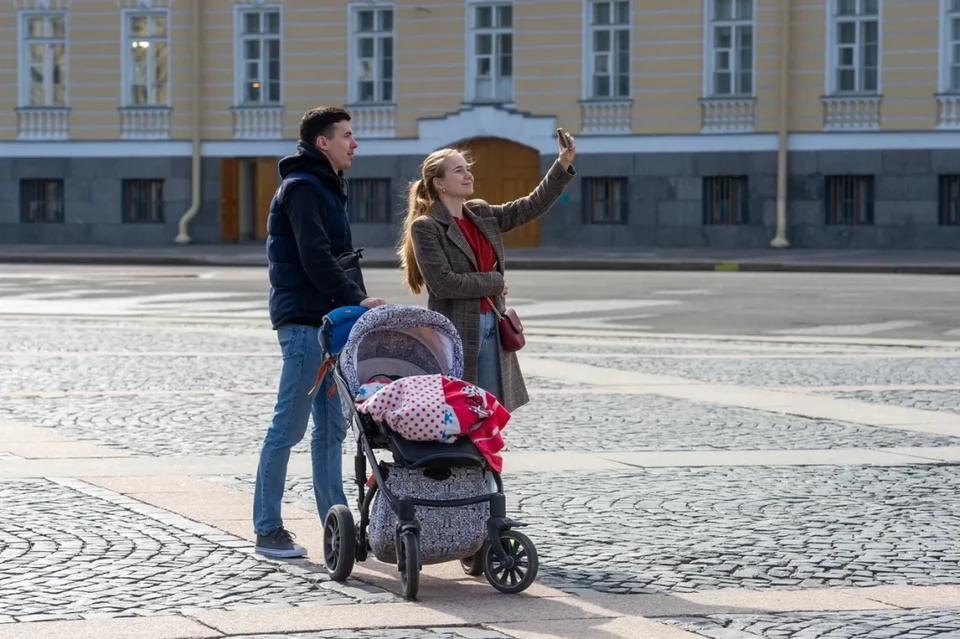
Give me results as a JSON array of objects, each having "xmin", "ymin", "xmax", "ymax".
[{"xmin": 339, "ymin": 304, "xmax": 464, "ymax": 398}]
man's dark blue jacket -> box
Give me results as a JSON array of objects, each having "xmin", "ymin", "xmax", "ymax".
[{"xmin": 266, "ymin": 142, "xmax": 366, "ymax": 329}]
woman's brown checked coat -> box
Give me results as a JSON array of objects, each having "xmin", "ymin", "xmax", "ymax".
[{"xmin": 409, "ymin": 160, "xmax": 575, "ymax": 412}]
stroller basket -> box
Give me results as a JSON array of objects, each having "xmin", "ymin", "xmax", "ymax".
[{"xmin": 317, "ymin": 304, "xmax": 539, "ymax": 600}]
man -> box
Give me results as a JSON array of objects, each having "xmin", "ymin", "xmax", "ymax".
[{"xmin": 254, "ymin": 106, "xmax": 385, "ymax": 558}]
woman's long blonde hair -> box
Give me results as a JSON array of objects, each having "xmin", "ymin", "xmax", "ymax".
[{"xmin": 398, "ymin": 147, "xmax": 472, "ymax": 295}]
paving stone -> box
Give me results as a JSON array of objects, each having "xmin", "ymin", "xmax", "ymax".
[
  {"xmin": 229, "ymin": 629, "xmax": 514, "ymax": 639},
  {"xmin": 0, "ymin": 479, "xmax": 371, "ymax": 622},
  {"xmin": 223, "ymin": 465, "xmax": 960, "ymax": 596},
  {"xmin": 819, "ymin": 389, "xmax": 960, "ymax": 415},
  {"xmin": 666, "ymin": 609, "xmax": 960, "ymax": 638},
  {"xmin": 557, "ymin": 354, "xmax": 960, "ymax": 388}
]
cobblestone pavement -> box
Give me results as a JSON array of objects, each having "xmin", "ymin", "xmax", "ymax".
[
  {"xmin": 666, "ymin": 609, "xmax": 960, "ymax": 638},
  {"xmin": 224, "ymin": 466, "xmax": 960, "ymax": 596},
  {"xmin": 0, "ymin": 478, "xmax": 374, "ymax": 622},
  {"xmin": 558, "ymin": 354, "xmax": 960, "ymax": 388},
  {"xmin": 0, "ymin": 320, "xmax": 276, "ymax": 354},
  {"xmin": 5, "ymin": 391, "xmax": 957, "ymax": 458},
  {"xmin": 819, "ymin": 389, "xmax": 960, "ymax": 415}
]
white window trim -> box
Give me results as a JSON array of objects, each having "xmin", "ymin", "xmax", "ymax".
[
  {"xmin": 580, "ymin": 0, "xmax": 633, "ymax": 100},
  {"xmin": 232, "ymin": 3, "xmax": 284, "ymax": 107},
  {"xmin": 463, "ymin": 0, "xmax": 515, "ymax": 104},
  {"xmin": 346, "ymin": 2, "xmax": 395, "ymax": 105},
  {"xmin": 701, "ymin": 0, "xmax": 756, "ymax": 97},
  {"xmin": 824, "ymin": 0, "xmax": 882, "ymax": 95},
  {"xmin": 17, "ymin": 10, "xmax": 68, "ymax": 109},
  {"xmin": 120, "ymin": 8, "xmax": 171, "ymax": 108},
  {"xmin": 940, "ymin": 0, "xmax": 960, "ymax": 92}
]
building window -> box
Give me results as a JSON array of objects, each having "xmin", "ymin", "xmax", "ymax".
[
  {"xmin": 831, "ymin": 0, "xmax": 879, "ymax": 93},
  {"xmin": 468, "ymin": 3, "xmax": 513, "ymax": 103},
  {"xmin": 20, "ymin": 179, "xmax": 64, "ymax": 223},
  {"xmin": 583, "ymin": 177, "xmax": 628, "ymax": 224},
  {"xmin": 351, "ymin": 6, "xmax": 393, "ymax": 103},
  {"xmin": 939, "ymin": 175, "xmax": 960, "ymax": 226},
  {"xmin": 707, "ymin": 0, "xmax": 753, "ymax": 96},
  {"xmin": 945, "ymin": 0, "xmax": 960, "ymax": 91},
  {"xmin": 123, "ymin": 12, "xmax": 169, "ymax": 106},
  {"xmin": 348, "ymin": 179, "xmax": 392, "ymax": 223},
  {"xmin": 587, "ymin": 1, "xmax": 630, "ymax": 99},
  {"xmin": 825, "ymin": 175, "xmax": 874, "ymax": 225},
  {"xmin": 237, "ymin": 6, "xmax": 281, "ymax": 104},
  {"xmin": 703, "ymin": 176, "xmax": 748, "ymax": 224},
  {"xmin": 122, "ymin": 179, "xmax": 164, "ymax": 223},
  {"xmin": 19, "ymin": 12, "xmax": 66, "ymax": 107}
]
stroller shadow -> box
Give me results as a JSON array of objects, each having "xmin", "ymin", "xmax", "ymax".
[{"xmin": 346, "ymin": 558, "xmax": 750, "ymax": 639}]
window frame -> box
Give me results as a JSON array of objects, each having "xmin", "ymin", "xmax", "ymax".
[
  {"xmin": 825, "ymin": 175, "xmax": 875, "ymax": 225},
  {"xmin": 348, "ymin": 178, "xmax": 393, "ymax": 224},
  {"xmin": 939, "ymin": 174, "xmax": 960, "ymax": 226},
  {"xmin": 122, "ymin": 179, "xmax": 165, "ymax": 224},
  {"xmin": 464, "ymin": 1, "xmax": 515, "ymax": 104},
  {"xmin": 581, "ymin": 0, "xmax": 632, "ymax": 100},
  {"xmin": 19, "ymin": 178, "xmax": 65, "ymax": 224},
  {"xmin": 825, "ymin": 0, "xmax": 881, "ymax": 95},
  {"xmin": 702, "ymin": 0, "xmax": 755, "ymax": 97},
  {"xmin": 347, "ymin": 2, "xmax": 395, "ymax": 105},
  {"xmin": 702, "ymin": 175, "xmax": 749, "ymax": 225},
  {"xmin": 233, "ymin": 4, "xmax": 283, "ymax": 106},
  {"xmin": 582, "ymin": 177, "xmax": 629, "ymax": 225},
  {"xmin": 940, "ymin": 0, "xmax": 960, "ymax": 92},
  {"xmin": 17, "ymin": 10, "xmax": 68, "ymax": 108},
  {"xmin": 120, "ymin": 9, "xmax": 171, "ymax": 108}
]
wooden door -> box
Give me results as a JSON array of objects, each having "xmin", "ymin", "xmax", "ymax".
[
  {"xmin": 460, "ymin": 137, "xmax": 541, "ymax": 248},
  {"xmin": 255, "ymin": 157, "xmax": 278, "ymax": 240},
  {"xmin": 219, "ymin": 158, "xmax": 239, "ymax": 242}
]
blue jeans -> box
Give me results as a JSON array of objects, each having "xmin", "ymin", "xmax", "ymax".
[
  {"xmin": 253, "ymin": 324, "xmax": 348, "ymax": 536},
  {"xmin": 477, "ymin": 311, "xmax": 503, "ymax": 401}
]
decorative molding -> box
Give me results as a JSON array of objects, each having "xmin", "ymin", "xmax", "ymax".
[
  {"xmin": 116, "ymin": 0, "xmax": 171, "ymax": 7},
  {"xmin": 5, "ymin": 132, "xmax": 960, "ymax": 158},
  {"xmin": 14, "ymin": 0, "xmax": 70, "ymax": 9}
]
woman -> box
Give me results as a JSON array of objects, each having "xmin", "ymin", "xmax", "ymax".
[{"xmin": 397, "ymin": 133, "xmax": 576, "ymax": 412}]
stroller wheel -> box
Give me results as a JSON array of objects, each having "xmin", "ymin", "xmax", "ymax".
[
  {"xmin": 459, "ymin": 546, "xmax": 485, "ymax": 576},
  {"xmin": 483, "ymin": 530, "xmax": 539, "ymax": 594},
  {"xmin": 323, "ymin": 505, "xmax": 356, "ymax": 582},
  {"xmin": 398, "ymin": 531, "xmax": 420, "ymax": 601}
]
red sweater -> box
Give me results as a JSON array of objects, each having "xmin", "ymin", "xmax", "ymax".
[{"xmin": 455, "ymin": 217, "xmax": 496, "ymax": 313}]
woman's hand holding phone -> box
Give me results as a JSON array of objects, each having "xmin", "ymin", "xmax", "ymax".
[{"xmin": 556, "ymin": 128, "xmax": 576, "ymax": 169}]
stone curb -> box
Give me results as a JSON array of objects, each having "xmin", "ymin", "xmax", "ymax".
[{"xmin": 3, "ymin": 252, "xmax": 960, "ymax": 274}]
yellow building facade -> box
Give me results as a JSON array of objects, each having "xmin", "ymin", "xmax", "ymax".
[{"xmin": 0, "ymin": 0, "xmax": 958, "ymax": 249}]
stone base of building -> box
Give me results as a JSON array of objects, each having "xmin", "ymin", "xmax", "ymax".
[{"xmin": 1, "ymin": 149, "xmax": 958, "ymax": 250}]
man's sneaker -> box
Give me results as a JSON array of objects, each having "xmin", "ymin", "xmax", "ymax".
[{"xmin": 255, "ymin": 528, "xmax": 307, "ymax": 558}]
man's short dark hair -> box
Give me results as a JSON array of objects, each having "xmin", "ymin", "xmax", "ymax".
[{"xmin": 300, "ymin": 106, "xmax": 351, "ymax": 145}]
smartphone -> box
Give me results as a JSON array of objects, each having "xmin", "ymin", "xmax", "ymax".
[{"xmin": 556, "ymin": 127, "xmax": 571, "ymax": 149}]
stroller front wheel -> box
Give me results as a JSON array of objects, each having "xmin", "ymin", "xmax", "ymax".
[
  {"xmin": 398, "ymin": 530, "xmax": 421, "ymax": 601},
  {"xmin": 323, "ymin": 505, "xmax": 356, "ymax": 582},
  {"xmin": 483, "ymin": 530, "xmax": 539, "ymax": 594},
  {"xmin": 459, "ymin": 547, "xmax": 485, "ymax": 576}
]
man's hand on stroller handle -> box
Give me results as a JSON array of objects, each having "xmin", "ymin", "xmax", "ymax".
[{"xmin": 361, "ymin": 297, "xmax": 387, "ymax": 309}]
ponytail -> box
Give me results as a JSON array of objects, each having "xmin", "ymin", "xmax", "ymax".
[{"xmin": 398, "ymin": 178, "xmax": 431, "ymax": 295}]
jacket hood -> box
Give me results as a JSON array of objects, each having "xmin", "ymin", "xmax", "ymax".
[{"xmin": 277, "ymin": 141, "xmax": 343, "ymax": 190}]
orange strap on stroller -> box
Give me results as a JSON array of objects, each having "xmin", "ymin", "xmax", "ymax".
[{"xmin": 308, "ymin": 357, "xmax": 336, "ymax": 396}]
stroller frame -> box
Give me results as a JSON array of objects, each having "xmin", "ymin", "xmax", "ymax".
[{"xmin": 321, "ymin": 346, "xmax": 539, "ymax": 601}]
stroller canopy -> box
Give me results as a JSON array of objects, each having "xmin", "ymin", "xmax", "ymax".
[{"xmin": 339, "ymin": 305, "xmax": 464, "ymax": 398}]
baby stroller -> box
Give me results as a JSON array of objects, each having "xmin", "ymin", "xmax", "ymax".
[{"xmin": 317, "ymin": 304, "xmax": 539, "ymax": 601}]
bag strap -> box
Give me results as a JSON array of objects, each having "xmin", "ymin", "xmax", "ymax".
[{"xmin": 485, "ymin": 298, "xmax": 503, "ymax": 320}]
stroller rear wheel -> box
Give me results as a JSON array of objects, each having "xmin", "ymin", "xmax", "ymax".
[
  {"xmin": 323, "ymin": 505, "xmax": 356, "ymax": 582},
  {"xmin": 398, "ymin": 530, "xmax": 421, "ymax": 601},
  {"xmin": 483, "ymin": 530, "xmax": 539, "ymax": 594},
  {"xmin": 459, "ymin": 547, "xmax": 485, "ymax": 576}
]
